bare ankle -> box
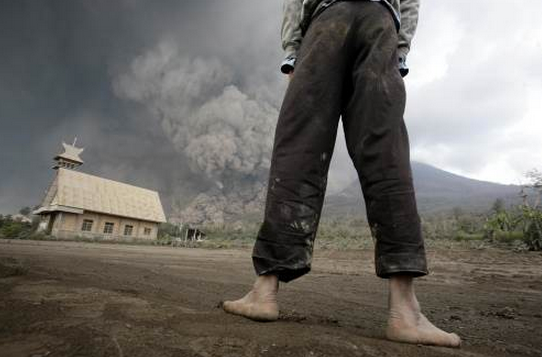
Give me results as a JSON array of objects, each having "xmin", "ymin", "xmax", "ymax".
[
  {"xmin": 388, "ymin": 275, "xmax": 420, "ymax": 315},
  {"xmin": 254, "ymin": 274, "xmax": 279, "ymax": 293}
]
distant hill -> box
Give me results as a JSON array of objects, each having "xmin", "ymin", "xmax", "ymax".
[{"xmin": 323, "ymin": 162, "xmax": 521, "ymax": 217}]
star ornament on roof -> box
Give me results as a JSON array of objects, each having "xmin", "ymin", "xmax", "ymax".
[
  {"xmin": 55, "ymin": 139, "xmax": 85, "ymax": 165},
  {"xmin": 62, "ymin": 142, "xmax": 84, "ymax": 160}
]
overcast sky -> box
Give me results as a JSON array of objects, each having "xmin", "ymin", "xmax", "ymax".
[{"xmin": 1, "ymin": 0, "xmax": 541, "ymax": 214}]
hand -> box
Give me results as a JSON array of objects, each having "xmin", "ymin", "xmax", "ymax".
[
  {"xmin": 288, "ymin": 72, "xmax": 294, "ymax": 80},
  {"xmin": 398, "ymin": 55, "xmax": 409, "ymax": 77},
  {"xmin": 280, "ymin": 56, "xmax": 296, "ymax": 75}
]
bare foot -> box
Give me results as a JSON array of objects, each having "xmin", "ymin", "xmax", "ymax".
[
  {"xmin": 386, "ymin": 276, "xmax": 461, "ymax": 348},
  {"xmin": 223, "ymin": 274, "xmax": 279, "ymax": 322},
  {"xmin": 386, "ymin": 310, "xmax": 461, "ymax": 347}
]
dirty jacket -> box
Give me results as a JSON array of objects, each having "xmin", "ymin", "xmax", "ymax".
[{"xmin": 281, "ymin": 0, "xmax": 420, "ymax": 75}]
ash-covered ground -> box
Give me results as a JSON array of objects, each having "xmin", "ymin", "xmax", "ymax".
[{"xmin": 1, "ymin": 240, "xmax": 542, "ymax": 357}]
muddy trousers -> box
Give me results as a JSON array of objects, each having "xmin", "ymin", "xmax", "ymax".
[{"xmin": 253, "ymin": 1, "xmax": 428, "ymax": 282}]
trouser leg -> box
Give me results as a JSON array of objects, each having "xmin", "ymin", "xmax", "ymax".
[
  {"xmin": 252, "ymin": 5, "xmax": 355, "ymax": 282},
  {"xmin": 253, "ymin": 1, "xmax": 428, "ymax": 282},
  {"xmin": 340, "ymin": 2, "xmax": 428, "ymax": 278}
]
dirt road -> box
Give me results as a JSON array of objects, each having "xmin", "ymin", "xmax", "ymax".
[{"xmin": 1, "ymin": 240, "xmax": 541, "ymax": 357}]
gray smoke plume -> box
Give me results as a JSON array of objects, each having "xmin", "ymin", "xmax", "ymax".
[{"xmin": 114, "ymin": 41, "xmax": 278, "ymax": 224}]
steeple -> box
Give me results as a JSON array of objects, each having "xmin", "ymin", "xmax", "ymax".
[{"xmin": 53, "ymin": 138, "xmax": 84, "ymax": 170}]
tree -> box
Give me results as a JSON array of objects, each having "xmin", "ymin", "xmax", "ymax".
[
  {"xmin": 491, "ymin": 198, "xmax": 506, "ymax": 214},
  {"xmin": 18, "ymin": 207, "xmax": 31, "ymax": 217},
  {"xmin": 518, "ymin": 169, "xmax": 542, "ymax": 250},
  {"xmin": 158, "ymin": 222, "xmax": 182, "ymax": 239},
  {"xmin": 525, "ymin": 169, "xmax": 542, "ymax": 208},
  {"xmin": 452, "ymin": 207, "xmax": 463, "ymax": 221},
  {"xmin": 526, "ymin": 169, "xmax": 542, "ymax": 188}
]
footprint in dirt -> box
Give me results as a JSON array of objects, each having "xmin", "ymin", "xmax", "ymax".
[{"xmin": 279, "ymin": 311, "xmax": 340, "ymax": 326}]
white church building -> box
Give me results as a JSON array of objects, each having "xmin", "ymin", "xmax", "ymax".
[{"xmin": 34, "ymin": 141, "xmax": 167, "ymax": 240}]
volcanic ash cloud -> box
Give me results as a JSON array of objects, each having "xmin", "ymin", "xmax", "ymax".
[{"xmin": 113, "ymin": 42, "xmax": 278, "ymax": 224}]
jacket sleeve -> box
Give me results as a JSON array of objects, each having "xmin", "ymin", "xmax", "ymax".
[
  {"xmin": 397, "ymin": 0, "xmax": 420, "ymax": 60},
  {"xmin": 281, "ymin": 0, "xmax": 303, "ymax": 74}
]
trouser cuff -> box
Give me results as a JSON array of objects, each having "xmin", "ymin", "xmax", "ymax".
[
  {"xmin": 376, "ymin": 252, "xmax": 428, "ymax": 279},
  {"xmin": 252, "ymin": 239, "xmax": 312, "ymax": 283}
]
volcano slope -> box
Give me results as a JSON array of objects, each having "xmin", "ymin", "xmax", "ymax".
[{"xmin": 0, "ymin": 240, "xmax": 541, "ymax": 357}]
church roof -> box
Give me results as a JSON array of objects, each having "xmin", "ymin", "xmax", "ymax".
[{"xmin": 36, "ymin": 168, "xmax": 166, "ymax": 223}]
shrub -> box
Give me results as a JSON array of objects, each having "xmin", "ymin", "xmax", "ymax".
[
  {"xmin": 454, "ymin": 231, "xmax": 484, "ymax": 242},
  {"xmin": 492, "ymin": 231, "xmax": 524, "ymax": 243},
  {"xmin": 0, "ymin": 218, "xmax": 33, "ymax": 239},
  {"xmin": 520, "ymin": 206, "xmax": 542, "ymax": 251}
]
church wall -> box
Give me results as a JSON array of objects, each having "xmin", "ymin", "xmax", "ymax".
[
  {"xmin": 50, "ymin": 211, "xmax": 159, "ymax": 241},
  {"xmin": 137, "ymin": 223, "xmax": 158, "ymax": 239},
  {"xmin": 61, "ymin": 213, "xmax": 78, "ymax": 231}
]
